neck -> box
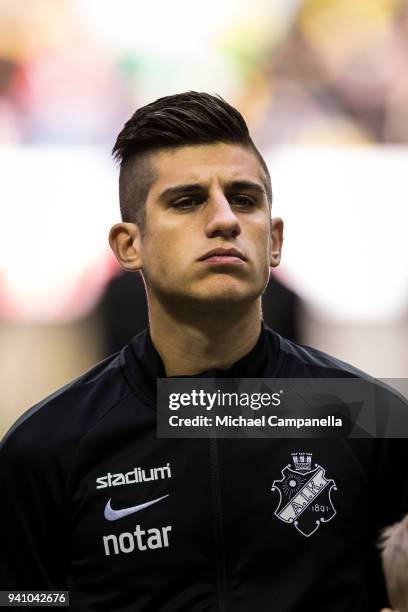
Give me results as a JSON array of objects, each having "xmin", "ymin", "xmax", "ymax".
[{"xmin": 147, "ymin": 295, "xmax": 262, "ymax": 376}]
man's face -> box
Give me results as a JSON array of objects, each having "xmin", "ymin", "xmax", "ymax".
[{"xmin": 138, "ymin": 143, "xmax": 282, "ymax": 308}]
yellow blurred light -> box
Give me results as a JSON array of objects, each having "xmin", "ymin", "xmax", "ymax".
[{"xmin": 298, "ymin": 0, "xmax": 397, "ymax": 77}]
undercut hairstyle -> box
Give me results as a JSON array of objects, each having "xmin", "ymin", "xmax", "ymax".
[
  {"xmin": 380, "ymin": 514, "xmax": 408, "ymax": 612},
  {"xmin": 112, "ymin": 91, "xmax": 272, "ymax": 230}
]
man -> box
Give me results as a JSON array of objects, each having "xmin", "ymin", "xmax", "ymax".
[
  {"xmin": 380, "ymin": 514, "xmax": 408, "ymax": 612},
  {"xmin": 1, "ymin": 92, "xmax": 407, "ymax": 611}
]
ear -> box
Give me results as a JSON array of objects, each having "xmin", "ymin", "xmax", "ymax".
[
  {"xmin": 109, "ymin": 222, "xmax": 143, "ymax": 272},
  {"xmin": 269, "ymin": 217, "xmax": 284, "ymax": 268}
]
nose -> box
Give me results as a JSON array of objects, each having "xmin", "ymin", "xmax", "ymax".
[{"xmin": 204, "ymin": 192, "xmax": 241, "ymax": 239}]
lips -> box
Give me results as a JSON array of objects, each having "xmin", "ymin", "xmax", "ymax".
[{"xmin": 198, "ymin": 248, "xmax": 247, "ymax": 262}]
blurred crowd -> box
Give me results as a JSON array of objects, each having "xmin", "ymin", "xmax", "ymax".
[
  {"xmin": 250, "ymin": 0, "xmax": 408, "ymax": 146},
  {"xmin": 1, "ymin": 0, "xmax": 408, "ymax": 147}
]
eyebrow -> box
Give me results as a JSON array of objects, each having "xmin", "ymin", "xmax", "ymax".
[
  {"xmin": 159, "ymin": 184, "xmax": 206, "ymax": 200},
  {"xmin": 226, "ymin": 181, "xmax": 266, "ymax": 196},
  {"xmin": 158, "ymin": 180, "xmax": 266, "ymax": 201}
]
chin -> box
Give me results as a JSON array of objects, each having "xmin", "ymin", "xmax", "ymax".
[
  {"xmin": 192, "ymin": 281, "xmax": 262, "ymax": 306},
  {"xmin": 154, "ymin": 276, "xmax": 266, "ymax": 310}
]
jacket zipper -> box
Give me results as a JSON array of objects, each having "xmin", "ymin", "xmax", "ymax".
[{"xmin": 209, "ymin": 437, "xmax": 227, "ymax": 612}]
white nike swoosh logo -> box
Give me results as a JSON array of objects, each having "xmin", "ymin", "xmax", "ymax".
[{"xmin": 104, "ymin": 494, "xmax": 169, "ymax": 521}]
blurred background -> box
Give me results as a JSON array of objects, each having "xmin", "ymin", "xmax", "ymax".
[{"xmin": 1, "ymin": 0, "xmax": 408, "ymax": 435}]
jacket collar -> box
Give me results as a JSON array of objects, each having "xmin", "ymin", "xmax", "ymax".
[{"xmin": 124, "ymin": 322, "xmax": 279, "ymax": 403}]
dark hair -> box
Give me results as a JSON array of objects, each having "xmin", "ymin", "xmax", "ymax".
[{"xmin": 112, "ymin": 91, "xmax": 272, "ymax": 228}]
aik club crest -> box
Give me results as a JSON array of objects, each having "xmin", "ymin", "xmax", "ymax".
[{"xmin": 271, "ymin": 453, "xmax": 337, "ymax": 537}]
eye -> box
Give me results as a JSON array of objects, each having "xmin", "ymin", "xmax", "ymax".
[
  {"xmin": 230, "ymin": 194, "xmax": 256, "ymax": 208},
  {"xmin": 171, "ymin": 197, "xmax": 203, "ymax": 210}
]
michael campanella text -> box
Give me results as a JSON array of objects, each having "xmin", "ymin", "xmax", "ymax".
[{"xmin": 169, "ymin": 415, "xmax": 343, "ymax": 428}]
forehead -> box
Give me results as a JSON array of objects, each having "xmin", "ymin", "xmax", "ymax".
[{"xmin": 148, "ymin": 143, "xmax": 266, "ymax": 192}]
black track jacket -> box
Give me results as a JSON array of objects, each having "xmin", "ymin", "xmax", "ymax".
[{"xmin": 1, "ymin": 324, "xmax": 407, "ymax": 611}]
